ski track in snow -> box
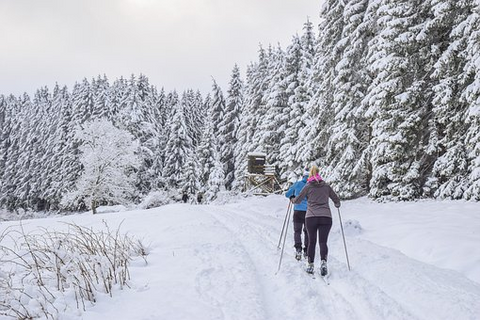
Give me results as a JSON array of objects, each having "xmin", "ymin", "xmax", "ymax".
[
  {"xmin": 204, "ymin": 200, "xmax": 480, "ymax": 320},
  {"xmin": 208, "ymin": 205, "xmax": 416, "ymax": 320},
  {"xmin": 191, "ymin": 212, "xmax": 266, "ymax": 320}
]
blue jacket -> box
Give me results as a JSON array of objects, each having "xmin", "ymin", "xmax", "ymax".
[{"xmin": 285, "ymin": 176, "xmax": 308, "ymax": 211}]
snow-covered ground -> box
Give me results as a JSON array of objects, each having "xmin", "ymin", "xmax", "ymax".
[{"xmin": 1, "ymin": 195, "xmax": 480, "ymax": 319}]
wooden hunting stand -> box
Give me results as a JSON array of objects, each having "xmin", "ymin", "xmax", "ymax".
[{"xmin": 244, "ymin": 152, "xmax": 282, "ymax": 195}]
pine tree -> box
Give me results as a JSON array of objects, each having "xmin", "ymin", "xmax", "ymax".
[
  {"xmin": 182, "ymin": 89, "xmax": 204, "ymax": 148},
  {"xmin": 424, "ymin": 0, "xmax": 475, "ymax": 199},
  {"xmin": 0, "ymin": 95, "xmax": 6, "ymax": 183},
  {"xmin": 71, "ymin": 78, "xmax": 94, "ymax": 124},
  {"xmin": 209, "ymin": 79, "xmax": 228, "ymax": 187},
  {"xmin": 234, "ymin": 47, "xmax": 270, "ymax": 190},
  {"xmin": 462, "ymin": 4, "xmax": 480, "ymax": 200},
  {"xmin": 0, "ymin": 95, "xmax": 21, "ymax": 210},
  {"xmin": 362, "ymin": 0, "xmax": 432, "ymax": 200},
  {"xmin": 117, "ymin": 74, "xmax": 159, "ymax": 194},
  {"xmin": 205, "ymin": 146, "xmax": 226, "ymax": 202},
  {"xmin": 43, "ymin": 85, "xmax": 73, "ymax": 210},
  {"xmin": 323, "ymin": 0, "xmax": 372, "ymax": 199},
  {"xmin": 281, "ymin": 21, "xmax": 317, "ymax": 181},
  {"xmin": 162, "ymin": 100, "xmax": 193, "ymax": 189},
  {"xmin": 300, "ymin": 0, "xmax": 347, "ymax": 168},
  {"xmin": 92, "ymin": 74, "xmax": 110, "ymax": 119},
  {"xmin": 220, "ymin": 65, "xmax": 243, "ymax": 190},
  {"xmin": 150, "ymin": 87, "xmax": 168, "ymax": 190},
  {"xmin": 197, "ymin": 97, "xmax": 217, "ymax": 188},
  {"xmin": 243, "ymin": 46, "xmax": 270, "ymax": 153},
  {"xmin": 15, "ymin": 93, "xmax": 40, "ymax": 209}
]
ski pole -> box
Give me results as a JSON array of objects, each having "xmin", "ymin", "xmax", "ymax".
[
  {"xmin": 277, "ymin": 201, "xmax": 292, "ymax": 250},
  {"xmin": 337, "ymin": 208, "xmax": 351, "ymax": 271},
  {"xmin": 276, "ymin": 201, "xmax": 293, "ymax": 274}
]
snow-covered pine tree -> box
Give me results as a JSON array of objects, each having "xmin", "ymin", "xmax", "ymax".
[
  {"xmin": 150, "ymin": 87, "xmax": 168, "ymax": 190},
  {"xmin": 252, "ymin": 46, "xmax": 282, "ymax": 158},
  {"xmin": 210, "ymin": 79, "xmax": 228, "ymax": 187},
  {"xmin": 281, "ymin": 19, "xmax": 317, "ymax": 181},
  {"xmin": 0, "ymin": 95, "xmax": 6, "ymax": 183},
  {"xmin": 71, "ymin": 78, "xmax": 94, "ymax": 124},
  {"xmin": 108, "ymin": 76, "xmax": 127, "ymax": 126},
  {"xmin": 162, "ymin": 99, "xmax": 193, "ymax": 189},
  {"xmin": 277, "ymin": 36, "xmax": 305, "ymax": 181},
  {"xmin": 92, "ymin": 74, "xmax": 110, "ymax": 119},
  {"xmin": 182, "ymin": 89, "xmax": 204, "ymax": 148},
  {"xmin": 234, "ymin": 64, "xmax": 255, "ymax": 191},
  {"xmin": 323, "ymin": 0, "xmax": 372, "ymax": 199},
  {"xmin": 117, "ymin": 74, "xmax": 158, "ymax": 194},
  {"xmin": 295, "ymin": 18, "xmax": 316, "ymax": 162},
  {"xmin": 61, "ymin": 119, "xmax": 140, "ymax": 213},
  {"xmin": 424, "ymin": 0, "xmax": 474, "ymax": 199},
  {"xmin": 205, "ymin": 145, "xmax": 226, "ymax": 202},
  {"xmin": 0, "ymin": 95, "xmax": 20, "ymax": 210},
  {"xmin": 362, "ymin": 0, "xmax": 432, "ymax": 200},
  {"xmin": 220, "ymin": 64, "xmax": 243, "ymax": 190},
  {"xmin": 210, "ymin": 79, "xmax": 226, "ymax": 135},
  {"xmin": 300, "ymin": 0, "xmax": 347, "ymax": 168},
  {"xmin": 233, "ymin": 47, "xmax": 271, "ymax": 191},
  {"xmin": 242, "ymin": 46, "xmax": 270, "ymax": 154},
  {"xmin": 42, "ymin": 84, "xmax": 73, "ymax": 210},
  {"xmin": 14, "ymin": 93, "xmax": 40, "ymax": 209},
  {"xmin": 37, "ymin": 85, "xmax": 62, "ymax": 210},
  {"xmin": 181, "ymin": 150, "xmax": 201, "ymax": 200},
  {"xmin": 197, "ymin": 95, "xmax": 216, "ymax": 188},
  {"xmin": 462, "ymin": 4, "xmax": 480, "ymax": 200},
  {"xmin": 154, "ymin": 89, "xmax": 179, "ymax": 187}
]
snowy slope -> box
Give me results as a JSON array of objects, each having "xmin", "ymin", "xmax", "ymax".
[{"xmin": 1, "ymin": 195, "xmax": 479, "ymax": 320}]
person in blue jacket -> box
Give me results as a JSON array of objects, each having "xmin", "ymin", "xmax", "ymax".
[{"xmin": 285, "ymin": 167, "xmax": 309, "ymax": 260}]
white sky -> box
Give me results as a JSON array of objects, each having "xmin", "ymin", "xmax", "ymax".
[{"xmin": 0, "ymin": 0, "xmax": 321, "ymax": 97}]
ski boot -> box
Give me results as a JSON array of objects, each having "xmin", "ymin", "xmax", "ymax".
[
  {"xmin": 295, "ymin": 249, "xmax": 302, "ymax": 261},
  {"xmin": 306, "ymin": 262, "xmax": 314, "ymax": 274},
  {"xmin": 320, "ymin": 260, "xmax": 328, "ymax": 276}
]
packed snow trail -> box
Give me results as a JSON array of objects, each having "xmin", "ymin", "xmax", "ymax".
[
  {"xmin": 2, "ymin": 195, "xmax": 479, "ymax": 319},
  {"xmin": 208, "ymin": 205, "xmax": 419, "ymax": 320},
  {"xmin": 87, "ymin": 196, "xmax": 480, "ymax": 320}
]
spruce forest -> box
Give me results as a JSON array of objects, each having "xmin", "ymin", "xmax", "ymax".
[{"xmin": 1, "ymin": 0, "xmax": 479, "ymax": 213}]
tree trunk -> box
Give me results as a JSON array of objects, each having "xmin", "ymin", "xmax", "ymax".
[{"xmin": 92, "ymin": 199, "xmax": 97, "ymax": 214}]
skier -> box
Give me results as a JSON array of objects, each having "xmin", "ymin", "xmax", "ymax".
[
  {"xmin": 182, "ymin": 192, "xmax": 188, "ymax": 203},
  {"xmin": 285, "ymin": 167, "xmax": 310, "ymax": 260},
  {"xmin": 291, "ymin": 165, "xmax": 340, "ymax": 276}
]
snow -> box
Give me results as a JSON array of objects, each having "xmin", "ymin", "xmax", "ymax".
[{"xmin": 1, "ymin": 195, "xmax": 480, "ymax": 319}]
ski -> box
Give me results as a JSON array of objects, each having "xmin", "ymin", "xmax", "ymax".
[
  {"xmin": 306, "ymin": 270, "xmax": 316, "ymax": 279},
  {"xmin": 321, "ymin": 274, "xmax": 330, "ymax": 285},
  {"xmin": 303, "ymin": 263, "xmax": 316, "ymax": 279}
]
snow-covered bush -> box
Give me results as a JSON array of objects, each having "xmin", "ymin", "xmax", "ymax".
[
  {"xmin": 209, "ymin": 191, "xmax": 245, "ymax": 205},
  {"xmin": 95, "ymin": 205, "xmax": 129, "ymax": 214},
  {"xmin": 0, "ymin": 222, "xmax": 148, "ymax": 319},
  {"xmin": 138, "ymin": 190, "xmax": 173, "ymax": 209}
]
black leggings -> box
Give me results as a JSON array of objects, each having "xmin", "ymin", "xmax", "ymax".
[
  {"xmin": 306, "ymin": 217, "xmax": 332, "ymax": 263},
  {"xmin": 293, "ymin": 210, "xmax": 308, "ymax": 252}
]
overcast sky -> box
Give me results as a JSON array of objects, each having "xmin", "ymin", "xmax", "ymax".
[{"xmin": 0, "ymin": 0, "xmax": 321, "ymax": 97}]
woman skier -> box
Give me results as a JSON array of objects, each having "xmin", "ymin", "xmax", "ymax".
[
  {"xmin": 292, "ymin": 165, "xmax": 340, "ymax": 276},
  {"xmin": 285, "ymin": 168, "xmax": 309, "ymax": 260}
]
